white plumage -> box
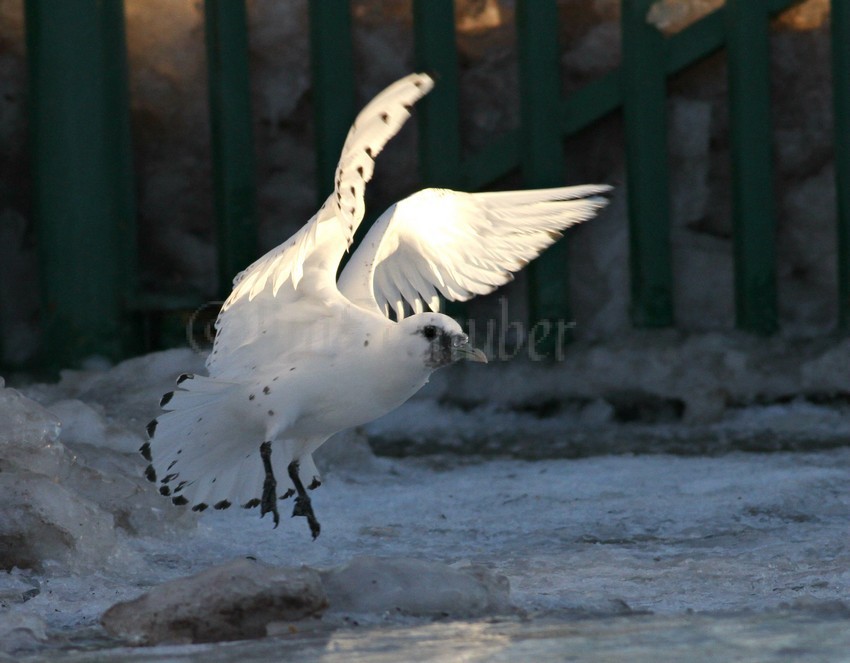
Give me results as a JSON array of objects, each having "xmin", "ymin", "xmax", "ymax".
[{"xmin": 142, "ymin": 73, "xmax": 611, "ymax": 537}]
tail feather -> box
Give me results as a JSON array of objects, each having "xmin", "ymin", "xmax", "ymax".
[{"xmin": 143, "ymin": 375, "xmax": 267, "ymax": 510}]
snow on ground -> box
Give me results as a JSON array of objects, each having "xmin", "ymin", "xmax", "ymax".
[{"xmin": 1, "ymin": 339, "xmax": 850, "ymax": 659}]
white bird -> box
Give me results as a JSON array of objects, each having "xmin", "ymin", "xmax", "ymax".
[{"xmin": 142, "ymin": 73, "xmax": 610, "ymax": 538}]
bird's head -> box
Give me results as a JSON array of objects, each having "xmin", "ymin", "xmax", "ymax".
[{"xmin": 396, "ymin": 313, "xmax": 487, "ymax": 369}]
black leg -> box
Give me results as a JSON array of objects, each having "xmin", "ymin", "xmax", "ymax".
[
  {"xmin": 288, "ymin": 460, "xmax": 321, "ymax": 539},
  {"xmin": 259, "ymin": 442, "xmax": 280, "ymax": 528}
]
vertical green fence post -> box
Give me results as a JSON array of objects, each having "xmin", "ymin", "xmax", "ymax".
[
  {"xmin": 413, "ymin": 0, "xmax": 464, "ymax": 189},
  {"xmin": 412, "ymin": 0, "xmax": 466, "ymax": 321},
  {"xmin": 25, "ymin": 0, "xmax": 137, "ymax": 368},
  {"xmin": 516, "ymin": 0, "xmax": 571, "ymax": 355},
  {"xmin": 204, "ymin": 0, "xmax": 258, "ymax": 297},
  {"xmin": 621, "ymin": 0, "xmax": 674, "ymax": 328},
  {"xmin": 832, "ymin": 0, "xmax": 850, "ymax": 329},
  {"xmin": 309, "ymin": 0, "xmax": 355, "ymax": 203},
  {"xmin": 725, "ymin": 0, "xmax": 777, "ymax": 334}
]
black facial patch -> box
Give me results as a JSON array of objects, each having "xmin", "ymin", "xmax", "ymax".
[{"xmin": 420, "ymin": 325, "xmax": 458, "ymax": 369}]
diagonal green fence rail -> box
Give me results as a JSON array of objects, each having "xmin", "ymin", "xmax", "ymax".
[{"xmin": 16, "ymin": 0, "xmax": 850, "ymax": 369}]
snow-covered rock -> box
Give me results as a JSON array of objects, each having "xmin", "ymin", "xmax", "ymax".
[
  {"xmin": 101, "ymin": 558, "xmax": 327, "ymax": 645},
  {"xmin": 321, "ymin": 556, "xmax": 511, "ymax": 618}
]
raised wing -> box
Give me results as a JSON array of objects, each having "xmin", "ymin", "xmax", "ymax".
[
  {"xmin": 337, "ymin": 185, "xmax": 612, "ymax": 318},
  {"xmin": 207, "ymin": 73, "xmax": 434, "ymax": 373}
]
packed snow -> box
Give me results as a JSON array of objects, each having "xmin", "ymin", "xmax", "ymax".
[{"xmin": 1, "ymin": 336, "xmax": 849, "ymax": 659}]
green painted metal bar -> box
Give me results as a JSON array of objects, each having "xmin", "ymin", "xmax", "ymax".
[
  {"xmin": 309, "ymin": 0, "xmax": 355, "ymax": 203},
  {"xmin": 412, "ymin": 0, "xmax": 465, "ymax": 321},
  {"xmin": 413, "ymin": 0, "xmax": 464, "ymax": 189},
  {"xmin": 463, "ymin": 0, "xmax": 800, "ymax": 195},
  {"xmin": 621, "ymin": 0, "xmax": 674, "ymax": 328},
  {"xmin": 664, "ymin": 8, "xmax": 725, "ymax": 72},
  {"xmin": 516, "ymin": 0, "xmax": 571, "ymax": 354},
  {"xmin": 832, "ymin": 0, "xmax": 850, "ymax": 329},
  {"xmin": 25, "ymin": 0, "xmax": 136, "ymax": 367},
  {"xmin": 725, "ymin": 0, "xmax": 777, "ymax": 335},
  {"xmin": 204, "ymin": 0, "xmax": 258, "ymax": 297},
  {"xmin": 463, "ymin": 70, "xmax": 622, "ymax": 191}
]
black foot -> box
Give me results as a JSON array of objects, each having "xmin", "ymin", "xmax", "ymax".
[
  {"xmin": 260, "ymin": 442, "xmax": 279, "ymax": 528},
  {"xmin": 288, "ymin": 460, "xmax": 321, "ymax": 540}
]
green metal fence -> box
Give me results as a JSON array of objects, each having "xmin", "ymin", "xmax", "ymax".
[{"xmin": 17, "ymin": 0, "xmax": 850, "ymax": 369}]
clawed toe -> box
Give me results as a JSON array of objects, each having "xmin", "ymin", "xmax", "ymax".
[
  {"xmin": 259, "ymin": 442, "xmax": 280, "ymax": 528},
  {"xmin": 288, "ymin": 460, "xmax": 322, "ymax": 539},
  {"xmin": 291, "ymin": 496, "xmax": 321, "ymax": 540}
]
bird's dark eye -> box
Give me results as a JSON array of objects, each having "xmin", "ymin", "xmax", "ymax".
[{"xmin": 423, "ymin": 325, "xmax": 437, "ymax": 340}]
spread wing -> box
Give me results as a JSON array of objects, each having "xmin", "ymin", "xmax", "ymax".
[
  {"xmin": 207, "ymin": 73, "xmax": 434, "ymax": 375},
  {"xmin": 337, "ymin": 185, "xmax": 612, "ymax": 318}
]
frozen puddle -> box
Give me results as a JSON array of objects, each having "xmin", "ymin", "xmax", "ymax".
[{"xmin": 26, "ymin": 611, "xmax": 850, "ymax": 662}]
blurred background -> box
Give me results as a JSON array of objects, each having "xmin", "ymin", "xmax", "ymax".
[{"xmin": 0, "ymin": 0, "xmax": 842, "ymax": 372}]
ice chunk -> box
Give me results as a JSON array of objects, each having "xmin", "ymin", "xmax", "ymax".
[
  {"xmin": 23, "ymin": 348, "xmax": 207, "ymax": 426},
  {"xmin": 0, "ymin": 386, "xmax": 64, "ymax": 477},
  {"xmin": 56, "ymin": 442, "xmax": 198, "ymax": 537},
  {"xmin": 101, "ymin": 558, "xmax": 327, "ymax": 645},
  {"xmin": 48, "ymin": 399, "xmax": 141, "ymax": 454},
  {"xmin": 1, "ymin": 384, "xmax": 192, "ymax": 545},
  {"xmin": 320, "ymin": 557, "xmax": 512, "ymax": 618},
  {"xmin": 0, "ymin": 471, "xmax": 122, "ymax": 573}
]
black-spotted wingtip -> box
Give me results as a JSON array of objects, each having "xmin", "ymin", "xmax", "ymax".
[
  {"xmin": 139, "ymin": 441, "xmax": 152, "ymax": 461},
  {"xmin": 213, "ymin": 500, "xmax": 231, "ymax": 511},
  {"xmin": 144, "ymin": 464, "xmax": 157, "ymax": 483},
  {"xmin": 159, "ymin": 391, "xmax": 174, "ymax": 408},
  {"xmin": 146, "ymin": 419, "xmax": 158, "ymax": 439},
  {"xmin": 172, "ymin": 495, "xmax": 188, "ymax": 506},
  {"xmin": 177, "ymin": 373, "xmax": 193, "ymax": 385}
]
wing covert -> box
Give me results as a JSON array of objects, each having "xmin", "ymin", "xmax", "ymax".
[{"xmin": 337, "ymin": 184, "xmax": 612, "ymax": 318}]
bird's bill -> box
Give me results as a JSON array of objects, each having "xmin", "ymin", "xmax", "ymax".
[{"xmin": 453, "ymin": 342, "xmax": 488, "ymax": 363}]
